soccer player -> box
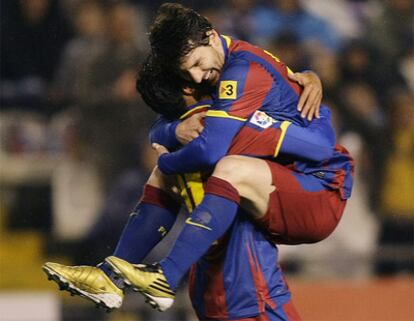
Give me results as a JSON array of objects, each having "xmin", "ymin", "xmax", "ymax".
[
  {"xmin": 42, "ymin": 58, "xmax": 325, "ymax": 319},
  {"xmin": 131, "ymin": 60, "xmax": 328, "ymax": 319},
  {"xmin": 123, "ymin": 56, "xmax": 325, "ymax": 320},
  {"xmin": 104, "ymin": 3, "xmax": 354, "ymax": 311}
]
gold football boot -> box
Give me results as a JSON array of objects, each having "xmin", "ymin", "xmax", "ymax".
[
  {"xmin": 105, "ymin": 256, "xmax": 175, "ymax": 311},
  {"xmin": 43, "ymin": 262, "xmax": 124, "ymax": 311}
]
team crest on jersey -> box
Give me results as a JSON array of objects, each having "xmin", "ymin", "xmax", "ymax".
[
  {"xmin": 219, "ymin": 81, "xmax": 237, "ymax": 99},
  {"xmin": 249, "ymin": 110, "xmax": 276, "ymax": 129}
]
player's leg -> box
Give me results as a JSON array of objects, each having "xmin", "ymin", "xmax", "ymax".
[
  {"xmin": 212, "ymin": 155, "xmax": 346, "ymax": 244},
  {"xmin": 150, "ymin": 156, "xmax": 274, "ymax": 292},
  {"xmin": 107, "ymin": 156, "xmax": 266, "ymax": 309},
  {"xmin": 105, "ymin": 155, "xmax": 345, "ymax": 310},
  {"xmin": 43, "ymin": 166, "xmax": 182, "ymax": 310},
  {"xmin": 251, "ymin": 159, "xmax": 346, "ymax": 244},
  {"xmin": 211, "ymin": 155, "xmax": 274, "ymax": 218},
  {"xmin": 102, "ymin": 166, "xmax": 181, "ymax": 267},
  {"xmin": 104, "ymin": 156, "xmax": 274, "ymax": 309},
  {"xmin": 105, "ymin": 170, "xmax": 242, "ymax": 310}
]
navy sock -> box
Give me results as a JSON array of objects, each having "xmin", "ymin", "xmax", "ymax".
[
  {"xmin": 99, "ymin": 185, "xmax": 180, "ymax": 284},
  {"xmin": 160, "ymin": 176, "xmax": 240, "ymax": 291}
]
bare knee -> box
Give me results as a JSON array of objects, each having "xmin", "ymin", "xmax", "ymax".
[
  {"xmin": 212, "ymin": 156, "xmax": 274, "ymax": 217},
  {"xmin": 147, "ymin": 166, "xmax": 178, "ymax": 194},
  {"xmin": 212, "ymin": 156, "xmax": 250, "ymax": 188},
  {"xmin": 146, "ymin": 166, "xmax": 165, "ymax": 187},
  {"xmin": 212, "ymin": 155, "xmax": 269, "ymax": 195}
]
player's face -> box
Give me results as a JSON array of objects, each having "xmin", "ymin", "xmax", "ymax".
[{"xmin": 180, "ymin": 31, "xmax": 225, "ymax": 85}]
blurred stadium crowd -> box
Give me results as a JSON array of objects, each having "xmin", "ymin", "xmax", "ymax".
[{"xmin": 0, "ymin": 0, "xmax": 413, "ymax": 320}]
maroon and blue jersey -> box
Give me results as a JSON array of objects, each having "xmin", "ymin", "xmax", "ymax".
[
  {"xmin": 156, "ymin": 36, "xmax": 354, "ymax": 199},
  {"xmin": 188, "ymin": 211, "xmax": 294, "ymax": 320}
]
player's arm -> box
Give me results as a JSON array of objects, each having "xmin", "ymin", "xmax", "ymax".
[
  {"xmin": 157, "ymin": 60, "xmax": 271, "ymax": 174},
  {"xmin": 157, "ymin": 116, "xmax": 244, "ymax": 174},
  {"xmin": 228, "ymin": 105, "xmax": 335, "ymax": 163},
  {"xmin": 277, "ymin": 105, "xmax": 335, "ymax": 161},
  {"xmin": 149, "ymin": 116, "xmax": 181, "ymax": 151},
  {"xmin": 153, "ymin": 110, "xmax": 336, "ymax": 169}
]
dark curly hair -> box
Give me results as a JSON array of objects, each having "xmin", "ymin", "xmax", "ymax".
[
  {"xmin": 149, "ymin": 3, "xmax": 212, "ymax": 71},
  {"xmin": 136, "ymin": 55, "xmax": 187, "ymax": 120}
]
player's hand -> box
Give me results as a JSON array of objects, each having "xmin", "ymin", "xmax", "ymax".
[
  {"xmin": 288, "ymin": 71, "xmax": 322, "ymax": 121},
  {"xmin": 175, "ymin": 112, "xmax": 206, "ymax": 145},
  {"xmin": 152, "ymin": 143, "xmax": 169, "ymax": 157}
]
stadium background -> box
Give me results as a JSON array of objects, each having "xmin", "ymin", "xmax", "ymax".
[{"xmin": 0, "ymin": 0, "xmax": 413, "ymax": 320}]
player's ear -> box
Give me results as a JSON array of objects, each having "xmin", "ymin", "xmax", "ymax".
[
  {"xmin": 208, "ymin": 29, "xmax": 220, "ymax": 47},
  {"xmin": 203, "ymin": 30, "xmax": 213, "ymax": 46},
  {"xmin": 182, "ymin": 86, "xmax": 195, "ymax": 96}
]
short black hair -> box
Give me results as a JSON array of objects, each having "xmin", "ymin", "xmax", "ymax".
[
  {"xmin": 136, "ymin": 55, "xmax": 187, "ymax": 120},
  {"xmin": 149, "ymin": 3, "xmax": 212, "ymax": 70}
]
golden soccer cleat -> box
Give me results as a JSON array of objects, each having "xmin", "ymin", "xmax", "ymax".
[
  {"xmin": 105, "ymin": 256, "xmax": 175, "ymax": 312},
  {"xmin": 43, "ymin": 262, "xmax": 124, "ymax": 311}
]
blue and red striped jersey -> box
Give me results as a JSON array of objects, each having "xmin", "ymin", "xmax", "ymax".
[
  {"xmin": 157, "ymin": 35, "xmax": 354, "ymax": 199},
  {"xmin": 189, "ymin": 211, "xmax": 292, "ymax": 320},
  {"xmin": 211, "ymin": 35, "xmax": 307, "ymax": 126},
  {"xmin": 154, "ymin": 36, "xmax": 354, "ymax": 199},
  {"xmin": 157, "ymin": 35, "xmax": 309, "ymax": 174}
]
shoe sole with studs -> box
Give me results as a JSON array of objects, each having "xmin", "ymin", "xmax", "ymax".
[{"xmin": 42, "ymin": 265, "xmax": 121, "ymax": 312}]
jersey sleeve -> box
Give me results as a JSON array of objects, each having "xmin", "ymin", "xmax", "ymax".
[
  {"xmin": 212, "ymin": 59, "xmax": 274, "ymax": 119},
  {"xmin": 158, "ymin": 115, "xmax": 245, "ymax": 175},
  {"xmin": 149, "ymin": 116, "xmax": 181, "ymax": 151},
  {"xmin": 228, "ymin": 106, "xmax": 336, "ymax": 162},
  {"xmin": 279, "ymin": 107, "xmax": 336, "ymax": 161}
]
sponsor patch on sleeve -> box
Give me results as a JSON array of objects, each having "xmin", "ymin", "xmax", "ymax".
[{"xmin": 219, "ymin": 81, "xmax": 237, "ymax": 99}]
